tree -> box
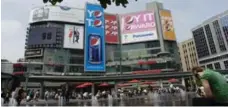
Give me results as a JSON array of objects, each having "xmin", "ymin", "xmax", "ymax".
[{"xmin": 43, "ymin": 0, "xmax": 137, "ymax": 9}]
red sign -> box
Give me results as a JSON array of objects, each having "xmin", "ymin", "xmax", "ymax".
[
  {"xmin": 138, "ymin": 60, "xmax": 156, "ymax": 65},
  {"xmin": 105, "ymin": 14, "xmax": 119, "ymax": 43},
  {"xmin": 132, "ymin": 69, "xmax": 161, "ymax": 75}
]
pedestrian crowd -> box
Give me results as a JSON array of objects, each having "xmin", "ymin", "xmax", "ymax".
[{"xmin": 1, "ymin": 86, "xmax": 27, "ymax": 106}]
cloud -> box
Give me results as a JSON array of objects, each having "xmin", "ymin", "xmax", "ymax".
[
  {"xmin": 1, "ymin": 20, "xmax": 25, "ymax": 62},
  {"xmin": 1, "ymin": 20, "xmax": 23, "ymax": 38},
  {"xmin": 60, "ymin": 0, "xmax": 98, "ymax": 9}
]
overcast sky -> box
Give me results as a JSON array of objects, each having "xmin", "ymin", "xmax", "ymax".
[{"xmin": 1, "ymin": 0, "xmax": 228, "ymax": 62}]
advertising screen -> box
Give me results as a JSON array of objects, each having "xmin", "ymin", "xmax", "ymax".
[
  {"xmin": 64, "ymin": 25, "xmax": 84, "ymax": 49},
  {"xmin": 120, "ymin": 11, "xmax": 158, "ymax": 44},
  {"xmin": 160, "ymin": 10, "xmax": 176, "ymax": 41},
  {"xmin": 84, "ymin": 3, "xmax": 106, "ymax": 72},
  {"xmin": 105, "ymin": 14, "xmax": 119, "ymax": 43},
  {"xmin": 29, "ymin": 6, "xmax": 84, "ymax": 24},
  {"xmin": 27, "ymin": 27, "xmax": 57, "ymax": 45}
]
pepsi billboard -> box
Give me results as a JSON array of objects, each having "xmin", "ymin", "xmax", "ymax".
[{"xmin": 84, "ymin": 3, "xmax": 106, "ymax": 72}]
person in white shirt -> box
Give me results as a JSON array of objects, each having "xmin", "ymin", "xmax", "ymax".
[{"xmin": 44, "ymin": 90, "xmax": 49, "ymax": 101}]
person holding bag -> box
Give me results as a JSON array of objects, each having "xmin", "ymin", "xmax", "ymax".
[{"xmin": 192, "ymin": 67, "xmax": 228, "ymax": 106}]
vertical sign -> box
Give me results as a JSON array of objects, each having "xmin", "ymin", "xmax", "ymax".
[
  {"xmin": 84, "ymin": 3, "xmax": 105, "ymax": 72},
  {"xmin": 105, "ymin": 14, "xmax": 119, "ymax": 43},
  {"xmin": 160, "ymin": 10, "xmax": 176, "ymax": 41}
]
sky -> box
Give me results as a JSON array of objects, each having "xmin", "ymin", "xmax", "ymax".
[{"xmin": 1, "ymin": 0, "xmax": 228, "ymax": 62}]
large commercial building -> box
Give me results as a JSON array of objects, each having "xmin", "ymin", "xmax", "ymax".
[
  {"xmin": 178, "ymin": 38, "xmax": 199, "ymax": 71},
  {"xmin": 192, "ymin": 10, "xmax": 228, "ymax": 70},
  {"xmin": 13, "ymin": 1, "xmax": 180, "ymax": 77},
  {"xmin": 106, "ymin": 2, "xmax": 181, "ymax": 73}
]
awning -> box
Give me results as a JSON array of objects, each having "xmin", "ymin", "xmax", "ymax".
[
  {"xmin": 98, "ymin": 82, "xmax": 109, "ymax": 87},
  {"xmin": 117, "ymin": 83, "xmax": 131, "ymax": 87},
  {"xmin": 83, "ymin": 82, "xmax": 93, "ymax": 86},
  {"xmin": 76, "ymin": 82, "xmax": 93, "ymax": 88},
  {"xmin": 76, "ymin": 84, "xmax": 86, "ymax": 88},
  {"xmin": 129, "ymin": 79, "xmax": 140, "ymax": 83},
  {"xmin": 13, "ymin": 71, "xmax": 25, "ymax": 75},
  {"xmin": 142, "ymin": 81, "xmax": 155, "ymax": 85},
  {"xmin": 168, "ymin": 78, "xmax": 178, "ymax": 83}
]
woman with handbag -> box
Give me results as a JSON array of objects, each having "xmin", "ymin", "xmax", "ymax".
[{"xmin": 192, "ymin": 67, "xmax": 228, "ymax": 106}]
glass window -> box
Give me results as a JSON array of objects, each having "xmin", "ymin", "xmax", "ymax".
[
  {"xmin": 204, "ymin": 24, "xmax": 217, "ymax": 54},
  {"xmin": 213, "ymin": 20, "xmax": 227, "ymax": 52},
  {"xmin": 221, "ymin": 15, "xmax": 228, "ymax": 46},
  {"xmin": 214, "ymin": 62, "xmax": 221, "ymax": 69},
  {"xmin": 206, "ymin": 64, "xmax": 213, "ymax": 69},
  {"xmin": 193, "ymin": 27, "xmax": 210, "ymax": 58},
  {"xmin": 224, "ymin": 60, "xmax": 228, "ymax": 69}
]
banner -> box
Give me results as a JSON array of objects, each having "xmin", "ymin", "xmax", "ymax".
[
  {"xmin": 84, "ymin": 3, "xmax": 105, "ymax": 72},
  {"xmin": 64, "ymin": 25, "xmax": 84, "ymax": 49},
  {"xmin": 105, "ymin": 14, "xmax": 119, "ymax": 43},
  {"xmin": 160, "ymin": 10, "xmax": 176, "ymax": 41},
  {"xmin": 120, "ymin": 11, "xmax": 158, "ymax": 44}
]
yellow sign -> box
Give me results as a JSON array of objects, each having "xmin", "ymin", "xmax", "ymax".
[{"xmin": 160, "ymin": 10, "xmax": 176, "ymax": 41}]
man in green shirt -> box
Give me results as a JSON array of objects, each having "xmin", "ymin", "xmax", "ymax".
[{"xmin": 192, "ymin": 67, "xmax": 228, "ymax": 105}]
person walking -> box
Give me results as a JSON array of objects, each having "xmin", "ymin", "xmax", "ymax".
[
  {"xmin": 192, "ymin": 67, "xmax": 228, "ymax": 106},
  {"xmin": 44, "ymin": 90, "xmax": 49, "ymax": 101},
  {"xmin": 5, "ymin": 90, "xmax": 10, "ymax": 104},
  {"xmin": 16, "ymin": 86, "xmax": 25, "ymax": 106},
  {"xmin": 1, "ymin": 90, "xmax": 4, "ymax": 106},
  {"xmin": 9, "ymin": 88, "xmax": 18, "ymax": 106},
  {"xmin": 34, "ymin": 90, "xmax": 40, "ymax": 101}
]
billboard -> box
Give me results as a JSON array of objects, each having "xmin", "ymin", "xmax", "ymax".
[
  {"xmin": 160, "ymin": 10, "xmax": 176, "ymax": 41},
  {"xmin": 25, "ymin": 48, "xmax": 43, "ymax": 58},
  {"xmin": 120, "ymin": 11, "xmax": 158, "ymax": 44},
  {"xmin": 84, "ymin": 3, "xmax": 106, "ymax": 72},
  {"xmin": 105, "ymin": 14, "xmax": 119, "ymax": 43},
  {"xmin": 29, "ymin": 6, "xmax": 84, "ymax": 24},
  {"xmin": 64, "ymin": 25, "xmax": 84, "ymax": 49}
]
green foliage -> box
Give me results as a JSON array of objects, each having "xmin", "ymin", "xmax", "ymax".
[{"xmin": 42, "ymin": 0, "xmax": 137, "ymax": 9}]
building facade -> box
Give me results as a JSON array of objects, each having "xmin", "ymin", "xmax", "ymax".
[
  {"xmin": 1, "ymin": 59, "xmax": 13, "ymax": 74},
  {"xmin": 17, "ymin": 2, "xmax": 180, "ymax": 77},
  {"xmin": 178, "ymin": 38, "xmax": 199, "ymax": 71},
  {"xmin": 192, "ymin": 10, "xmax": 228, "ymax": 70}
]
